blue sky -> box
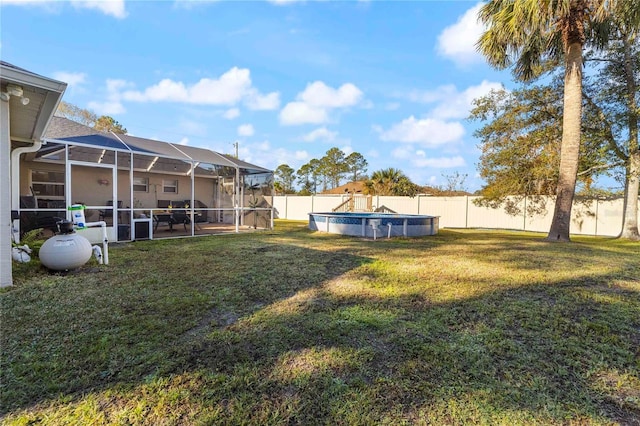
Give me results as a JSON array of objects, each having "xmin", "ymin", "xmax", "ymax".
[{"xmin": 1, "ymin": 0, "xmax": 515, "ymax": 191}]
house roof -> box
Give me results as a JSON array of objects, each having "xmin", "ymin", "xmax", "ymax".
[
  {"xmin": 1, "ymin": 61, "xmax": 67, "ymax": 141},
  {"xmin": 44, "ymin": 117, "xmax": 272, "ymax": 174},
  {"xmin": 220, "ymin": 153, "xmax": 272, "ymax": 174},
  {"xmin": 322, "ymin": 181, "xmax": 368, "ymax": 194}
]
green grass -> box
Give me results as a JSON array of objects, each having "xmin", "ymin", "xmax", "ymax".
[{"xmin": 1, "ymin": 221, "xmax": 639, "ymax": 425}]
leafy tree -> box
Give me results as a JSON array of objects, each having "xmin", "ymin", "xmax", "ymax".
[
  {"xmin": 56, "ymin": 101, "xmax": 128, "ymax": 134},
  {"xmin": 94, "ymin": 115, "xmax": 127, "ymax": 134},
  {"xmin": 273, "ymin": 181, "xmax": 284, "ymax": 196},
  {"xmin": 469, "ymin": 80, "xmax": 610, "ymax": 215},
  {"xmin": 478, "ymin": 0, "xmax": 617, "ymax": 241},
  {"xmin": 274, "ymin": 164, "xmax": 296, "ymax": 193},
  {"xmin": 586, "ymin": 26, "xmax": 639, "ymax": 239},
  {"xmin": 366, "ymin": 168, "xmax": 419, "ymax": 196},
  {"xmin": 441, "ymin": 171, "xmax": 469, "ymax": 193},
  {"xmin": 345, "ymin": 152, "xmax": 368, "ymax": 182},
  {"xmin": 320, "ymin": 147, "xmax": 349, "ymax": 189},
  {"xmin": 297, "ymin": 161, "xmax": 318, "ymax": 195},
  {"xmin": 55, "ymin": 101, "xmax": 97, "ymax": 127}
]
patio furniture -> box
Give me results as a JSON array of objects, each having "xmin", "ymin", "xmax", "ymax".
[
  {"xmin": 98, "ymin": 200, "xmax": 122, "ymax": 223},
  {"xmin": 19, "ymin": 195, "xmax": 65, "ymax": 235},
  {"xmin": 153, "ymin": 212, "xmax": 176, "ymax": 232},
  {"xmin": 182, "ymin": 199, "xmax": 209, "ymax": 223}
]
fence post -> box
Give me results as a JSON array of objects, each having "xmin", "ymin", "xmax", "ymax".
[
  {"xmin": 465, "ymin": 196, "xmax": 469, "ymax": 229},
  {"xmin": 523, "ymin": 196, "xmax": 527, "ymax": 231},
  {"xmin": 595, "ymin": 198, "xmax": 599, "ymax": 236}
]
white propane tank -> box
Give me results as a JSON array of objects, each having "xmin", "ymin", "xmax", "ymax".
[{"xmin": 39, "ymin": 232, "xmax": 93, "ymax": 271}]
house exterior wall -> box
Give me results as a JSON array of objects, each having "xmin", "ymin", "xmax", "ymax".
[{"xmin": 20, "ymin": 158, "xmax": 221, "ymax": 211}]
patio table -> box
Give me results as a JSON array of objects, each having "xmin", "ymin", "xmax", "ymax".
[{"xmin": 153, "ymin": 212, "xmax": 175, "ymax": 232}]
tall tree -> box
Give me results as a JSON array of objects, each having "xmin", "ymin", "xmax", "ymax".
[
  {"xmin": 55, "ymin": 101, "xmax": 97, "ymax": 127},
  {"xmin": 56, "ymin": 101, "xmax": 128, "ymax": 134},
  {"xmin": 478, "ymin": 0, "xmax": 614, "ymax": 242},
  {"xmin": 274, "ymin": 164, "xmax": 296, "ymax": 193},
  {"xmin": 469, "ymin": 81, "xmax": 610, "ymax": 215},
  {"xmin": 345, "ymin": 152, "xmax": 368, "ymax": 182},
  {"xmin": 320, "ymin": 147, "xmax": 349, "ymax": 189},
  {"xmin": 587, "ymin": 25, "xmax": 640, "ymax": 239},
  {"xmin": 297, "ymin": 161, "xmax": 319, "ymax": 195},
  {"xmin": 94, "ymin": 115, "xmax": 127, "ymax": 134}
]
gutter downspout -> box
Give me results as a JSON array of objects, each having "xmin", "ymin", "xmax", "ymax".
[
  {"xmin": 11, "ymin": 139, "xmax": 43, "ymax": 243},
  {"xmin": 235, "ymin": 166, "xmax": 240, "ymax": 233}
]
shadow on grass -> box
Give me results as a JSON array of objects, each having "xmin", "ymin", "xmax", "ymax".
[
  {"xmin": 1, "ymin": 230, "xmax": 639, "ymax": 424},
  {"xmin": 180, "ymin": 271, "xmax": 640, "ymax": 424},
  {"xmin": 0, "ymin": 238, "xmax": 373, "ymax": 415}
]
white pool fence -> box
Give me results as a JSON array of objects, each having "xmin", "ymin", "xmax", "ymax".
[{"xmin": 267, "ymin": 194, "xmax": 639, "ymax": 237}]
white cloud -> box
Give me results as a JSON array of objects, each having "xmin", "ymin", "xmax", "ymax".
[
  {"xmin": 238, "ymin": 139, "xmax": 309, "ymax": 171},
  {"xmin": 237, "ymin": 123, "xmax": 255, "ymax": 137},
  {"xmin": 70, "ymin": 0, "xmax": 127, "ymax": 18},
  {"xmin": 413, "ymin": 154, "xmax": 466, "ymax": 168},
  {"xmin": 302, "ymin": 127, "xmax": 337, "ymax": 142},
  {"xmin": 432, "ymin": 80, "xmax": 503, "ymax": 119},
  {"xmin": 120, "ymin": 67, "xmax": 277, "ymax": 110},
  {"xmin": 392, "ymin": 148, "xmax": 466, "ymax": 169},
  {"xmin": 279, "ymin": 102, "xmax": 328, "ymax": 125},
  {"xmin": 436, "ymin": 2, "xmax": 485, "ymax": 67},
  {"xmin": 378, "ymin": 116, "xmax": 465, "ymax": 147},
  {"xmin": 244, "ymin": 90, "xmax": 280, "ymax": 110},
  {"xmin": 406, "ymin": 80, "xmax": 503, "ymax": 119},
  {"xmin": 2, "ymin": 0, "xmax": 126, "ymax": 17},
  {"xmin": 52, "ymin": 71, "xmax": 86, "ymax": 88},
  {"xmin": 87, "ymin": 78, "xmax": 130, "ymax": 115},
  {"xmin": 177, "ymin": 137, "xmax": 189, "ymax": 146},
  {"xmin": 87, "ymin": 100, "xmax": 125, "ymax": 115},
  {"xmin": 407, "ymin": 84, "xmax": 457, "ymax": 103},
  {"xmin": 279, "ymin": 81, "xmax": 364, "ymax": 126},
  {"xmin": 223, "ymin": 108, "xmax": 240, "ymax": 120},
  {"xmin": 299, "ymin": 81, "xmax": 363, "ymax": 108}
]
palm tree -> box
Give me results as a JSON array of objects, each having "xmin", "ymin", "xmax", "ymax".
[
  {"xmin": 477, "ymin": 0, "xmax": 614, "ymax": 242},
  {"xmin": 368, "ymin": 168, "xmax": 406, "ymax": 195}
]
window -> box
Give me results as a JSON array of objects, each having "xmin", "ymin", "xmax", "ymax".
[
  {"xmin": 163, "ymin": 179, "xmax": 178, "ymax": 193},
  {"xmin": 31, "ymin": 170, "xmax": 65, "ymax": 198},
  {"xmin": 133, "ymin": 177, "xmax": 149, "ymax": 192}
]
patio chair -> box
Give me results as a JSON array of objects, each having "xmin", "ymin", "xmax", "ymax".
[
  {"xmin": 98, "ymin": 200, "xmax": 122, "ymax": 223},
  {"xmin": 183, "ymin": 199, "xmax": 208, "ymax": 222}
]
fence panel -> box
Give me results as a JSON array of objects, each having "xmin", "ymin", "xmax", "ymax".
[
  {"xmin": 466, "ymin": 196, "xmax": 526, "ymax": 230},
  {"xmin": 595, "ymin": 198, "xmax": 624, "ymax": 237},
  {"xmin": 422, "ymin": 197, "xmax": 469, "ymax": 228},
  {"xmin": 375, "ymin": 196, "xmax": 420, "ymax": 214}
]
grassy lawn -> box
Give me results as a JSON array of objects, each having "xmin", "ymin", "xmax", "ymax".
[{"xmin": 1, "ymin": 220, "xmax": 639, "ymax": 425}]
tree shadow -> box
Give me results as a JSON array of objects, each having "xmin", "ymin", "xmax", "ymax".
[
  {"xmin": 0, "ymin": 238, "xmax": 373, "ymax": 415},
  {"xmin": 180, "ymin": 269, "xmax": 639, "ymax": 424}
]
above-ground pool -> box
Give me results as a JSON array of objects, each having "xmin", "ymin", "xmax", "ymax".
[{"xmin": 308, "ymin": 212, "xmax": 439, "ymax": 239}]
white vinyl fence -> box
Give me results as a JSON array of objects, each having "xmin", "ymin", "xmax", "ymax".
[{"xmin": 268, "ymin": 194, "xmax": 637, "ymax": 237}]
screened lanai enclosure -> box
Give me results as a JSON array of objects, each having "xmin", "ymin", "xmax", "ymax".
[{"xmin": 14, "ymin": 117, "xmax": 273, "ymax": 243}]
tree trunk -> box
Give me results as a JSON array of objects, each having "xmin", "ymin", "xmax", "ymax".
[
  {"xmin": 621, "ymin": 151, "xmax": 640, "ymax": 239},
  {"xmin": 546, "ymin": 42, "xmax": 583, "ymax": 242},
  {"xmin": 619, "ymin": 36, "xmax": 640, "ymax": 240}
]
